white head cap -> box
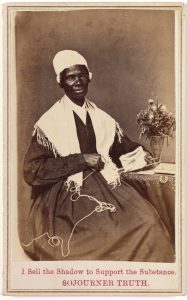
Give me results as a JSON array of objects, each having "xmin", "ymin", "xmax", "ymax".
[{"xmin": 53, "ymin": 50, "xmax": 92, "ymax": 83}]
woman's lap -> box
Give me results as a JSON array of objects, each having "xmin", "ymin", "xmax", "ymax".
[{"xmin": 22, "ymin": 172, "xmax": 175, "ymax": 261}]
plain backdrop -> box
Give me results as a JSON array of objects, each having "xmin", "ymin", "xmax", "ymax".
[{"xmin": 15, "ymin": 8, "xmax": 176, "ymax": 256}]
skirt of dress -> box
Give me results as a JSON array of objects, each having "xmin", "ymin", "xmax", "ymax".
[{"xmin": 21, "ymin": 171, "xmax": 175, "ymax": 262}]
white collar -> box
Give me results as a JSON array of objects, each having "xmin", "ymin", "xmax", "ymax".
[{"xmin": 66, "ymin": 97, "xmax": 87, "ymax": 124}]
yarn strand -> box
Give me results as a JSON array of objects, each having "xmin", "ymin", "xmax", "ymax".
[{"xmin": 22, "ymin": 171, "xmax": 116, "ymax": 258}]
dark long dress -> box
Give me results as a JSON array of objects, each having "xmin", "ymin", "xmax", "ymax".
[{"xmin": 22, "ymin": 112, "xmax": 175, "ymax": 261}]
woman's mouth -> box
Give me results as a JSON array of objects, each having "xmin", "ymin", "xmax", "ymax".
[{"xmin": 73, "ymin": 87, "xmax": 85, "ymax": 93}]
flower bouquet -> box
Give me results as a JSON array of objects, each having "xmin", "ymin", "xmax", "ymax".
[{"xmin": 137, "ymin": 99, "xmax": 176, "ymax": 161}]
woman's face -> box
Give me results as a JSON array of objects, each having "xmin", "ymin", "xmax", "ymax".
[{"xmin": 60, "ymin": 65, "xmax": 90, "ymax": 103}]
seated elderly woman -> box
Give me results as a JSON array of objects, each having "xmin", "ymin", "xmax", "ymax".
[{"xmin": 22, "ymin": 50, "xmax": 175, "ymax": 261}]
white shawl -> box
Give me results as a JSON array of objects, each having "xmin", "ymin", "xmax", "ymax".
[{"xmin": 33, "ymin": 95, "xmax": 123, "ymax": 187}]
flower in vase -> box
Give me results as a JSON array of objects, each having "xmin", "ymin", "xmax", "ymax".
[
  {"xmin": 137, "ymin": 99, "xmax": 176, "ymax": 139},
  {"xmin": 160, "ymin": 105, "xmax": 167, "ymax": 112},
  {"xmin": 148, "ymin": 99, "xmax": 154, "ymax": 105}
]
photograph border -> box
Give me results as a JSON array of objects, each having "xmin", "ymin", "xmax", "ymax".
[{"xmin": 3, "ymin": 2, "xmax": 185, "ymax": 296}]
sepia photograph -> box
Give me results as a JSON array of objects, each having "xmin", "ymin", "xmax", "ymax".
[{"xmin": 3, "ymin": 2, "xmax": 185, "ymax": 295}]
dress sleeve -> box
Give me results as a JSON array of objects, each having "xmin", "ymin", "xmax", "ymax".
[
  {"xmin": 109, "ymin": 133, "xmax": 143, "ymax": 167},
  {"xmin": 23, "ymin": 134, "xmax": 88, "ymax": 187}
]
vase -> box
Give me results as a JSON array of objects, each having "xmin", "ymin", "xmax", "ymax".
[{"xmin": 149, "ymin": 136, "xmax": 165, "ymax": 162}]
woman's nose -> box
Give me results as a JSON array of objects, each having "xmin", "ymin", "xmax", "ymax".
[{"xmin": 74, "ymin": 76, "xmax": 81, "ymax": 84}]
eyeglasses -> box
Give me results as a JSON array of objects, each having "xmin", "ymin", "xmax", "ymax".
[{"xmin": 63, "ymin": 73, "xmax": 89, "ymax": 84}]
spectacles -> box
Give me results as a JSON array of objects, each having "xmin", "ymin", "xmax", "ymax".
[{"xmin": 63, "ymin": 73, "xmax": 89, "ymax": 84}]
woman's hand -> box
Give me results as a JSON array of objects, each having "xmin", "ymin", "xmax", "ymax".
[
  {"xmin": 144, "ymin": 151, "xmax": 156, "ymax": 164},
  {"xmin": 83, "ymin": 153, "xmax": 105, "ymax": 172}
]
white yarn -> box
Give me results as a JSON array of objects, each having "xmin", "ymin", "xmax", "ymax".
[{"xmin": 22, "ymin": 171, "xmax": 116, "ymax": 258}]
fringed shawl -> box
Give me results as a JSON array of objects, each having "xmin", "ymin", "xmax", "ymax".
[{"xmin": 33, "ymin": 95, "xmax": 123, "ymax": 187}]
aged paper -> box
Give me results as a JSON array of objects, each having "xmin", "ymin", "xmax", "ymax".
[{"xmin": 3, "ymin": 2, "xmax": 185, "ymax": 296}]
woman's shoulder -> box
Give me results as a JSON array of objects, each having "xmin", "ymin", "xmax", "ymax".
[{"xmin": 86, "ymin": 99, "xmax": 115, "ymax": 120}]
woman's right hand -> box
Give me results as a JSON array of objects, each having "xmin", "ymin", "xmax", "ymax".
[{"xmin": 83, "ymin": 153, "xmax": 104, "ymax": 172}]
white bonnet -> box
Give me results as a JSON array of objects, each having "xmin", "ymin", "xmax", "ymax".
[{"xmin": 53, "ymin": 50, "xmax": 92, "ymax": 83}]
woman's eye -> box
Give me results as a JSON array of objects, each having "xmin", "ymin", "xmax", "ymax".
[
  {"xmin": 65, "ymin": 73, "xmax": 88, "ymax": 82},
  {"xmin": 67, "ymin": 75, "xmax": 75, "ymax": 81}
]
